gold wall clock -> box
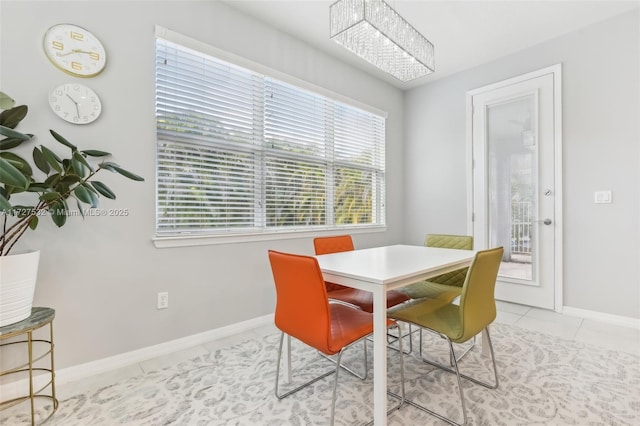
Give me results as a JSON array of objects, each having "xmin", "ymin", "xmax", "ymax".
[
  {"xmin": 43, "ymin": 23, "xmax": 107, "ymax": 77},
  {"xmin": 49, "ymin": 83, "xmax": 102, "ymax": 124}
]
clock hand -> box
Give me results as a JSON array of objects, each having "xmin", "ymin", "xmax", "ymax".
[
  {"xmin": 56, "ymin": 49, "xmax": 93, "ymax": 57},
  {"xmin": 66, "ymin": 94, "xmax": 80, "ymax": 118}
]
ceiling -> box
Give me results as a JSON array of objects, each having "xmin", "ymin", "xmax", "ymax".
[{"xmin": 222, "ymin": 0, "xmax": 639, "ymax": 89}]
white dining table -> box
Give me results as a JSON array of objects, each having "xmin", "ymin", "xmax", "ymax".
[{"xmin": 315, "ymin": 244, "xmax": 477, "ymax": 426}]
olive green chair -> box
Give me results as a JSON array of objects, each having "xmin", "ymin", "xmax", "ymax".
[
  {"xmin": 400, "ymin": 234, "xmax": 474, "ymax": 301},
  {"xmin": 388, "ymin": 247, "xmax": 503, "ymax": 426}
]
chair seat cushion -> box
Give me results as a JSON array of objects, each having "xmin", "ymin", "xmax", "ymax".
[
  {"xmin": 400, "ymin": 280, "xmax": 462, "ymax": 301},
  {"xmin": 327, "ymin": 288, "xmax": 409, "ymax": 313},
  {"xmin": 327, "ymin": 304, "xmax": 394, "ymax": 354},
  {"xmin": 325, "ymin": 281, "xmax": 348, "ymax": 292},
  {"xmin": 387, "ymin": 297, "xmax": 464, "ymax": 342}
]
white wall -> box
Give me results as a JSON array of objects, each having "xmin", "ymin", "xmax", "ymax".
[
  {"xmin": 0, "ymin": 1, "xmax": 405, "ymax": 368},
  {"xmin": 404, "ymin": 10, "xmax": 640, "ymax": 319}
]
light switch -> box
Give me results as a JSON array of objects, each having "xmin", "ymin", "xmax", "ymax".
[{"xmin": 594, "ymin": 190, "xmax": 612, "ymax": 204}]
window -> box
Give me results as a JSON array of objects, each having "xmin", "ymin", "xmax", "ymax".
[{"xmin": 155, "ymin": 34, "xmax": 386, "ymax": 239}]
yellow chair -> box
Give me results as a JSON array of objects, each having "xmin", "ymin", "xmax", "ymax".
[
  {"xmin": 388, "ymin": 247, "xmax": 503, "ymax": 426},
  {"xmin": 400, "ymin": 234, "xmax": 474, "ymax": 301},
  {"xmin": 401, "ymin": 234, "xmax": 474, "ymax": 357}
]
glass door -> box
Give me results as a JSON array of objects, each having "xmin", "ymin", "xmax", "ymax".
[{"xmin": 471, "ymin": 69, "xmax": 560, "ymax": 310}]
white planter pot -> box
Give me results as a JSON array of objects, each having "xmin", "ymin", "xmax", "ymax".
[{"xmin": 0, "ymin": 250, "xmax": 40, "ymax": 327}]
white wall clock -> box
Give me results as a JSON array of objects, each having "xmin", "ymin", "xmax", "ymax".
[
  {"xmin": 49, "ymin": 83, "xmax": 102, "ymax": 124},
  {"xmin": 43, "ymin": 23, "xmax": 107, "ymax": 77}
]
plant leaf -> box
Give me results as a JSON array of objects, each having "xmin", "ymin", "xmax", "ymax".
[
  {"xmin": 82, "ymin": 149, "xmax": 111, "ymax": 157},
  {"xmin": 0, "ymin": 92, "xmax": 16, "ymax": 110},
  {"xmin": 28, "ymin": 215, "xmax": 39, "ymax": 230},
  {"xmin": 26, "ymin": 183, "xmax": 48, "ymax": 192},
  {"xmin": 49, "ymin": 129, "xmax": 77, "ymax": 151},
  {"xmin": 0, "ymin": 156, "xmax": 28, "ymax": 188},
  {"xmin": 0, "ymin": 124, "xmax": 31, "ymax": 141},
  {"xmin": 73, "ymin": 151, "xmax": 94, "ymax": 173},
  {"xmin": 40, "ymin": 191, "xmax": 61, "ymax": 201},
  {"xmin": 44, "ymin": 173, "xmax": 61, "ymax": 188},
  {"xmin": 71, "ymin": 157, "xmax": 85, "ymax": 177},
  {"xmin": 0, "ymin": 137, "xmax": 30, "ymax": 150},
  {"xmin": 74, "ymin": 184, "xmax": 98, "ymax": 207},
  {"xmin": 101, "ymin": 162, "xmax": 144, "ymax": 181},
  {"xmin": 0, "ymin": 152, "xmax": 33, "ymax": 176},
  {"xmin": 40, "ymin": 146, "xmax": 63, "ymax": 172},
  {"xmin": 60, "ymin": 175, "xmax": 81, "ymax": 185},
  {"xmin": 0, "ymin": 193, "xmax": 11, "ymax": 212},
  {"xmin": 91, "ymin": 181, "xmax": 116, "ymax": 199},
  {"xmin": 50, "ymin": 201, "xmax": 67, "ymax": 227},
  {"xmin": 32, "ymin": 147, "xmax": 51, "ymax": 174},
  {"xmin": 0, "ymin": 105, "xmax": 27, "ymax": 129}
]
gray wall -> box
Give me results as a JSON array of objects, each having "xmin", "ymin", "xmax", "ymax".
[
  {"xmin": 0, "ymin": 1, "xmax": 405, "ymax": 369},
  {"xmin": 404, "ymin": 10, "xmax": 640, "ymax": 318}
]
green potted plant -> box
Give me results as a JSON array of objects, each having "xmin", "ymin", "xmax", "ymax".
[{"xmin": 0, "ymin": 92, "xmax": 144, "ymax": 326}]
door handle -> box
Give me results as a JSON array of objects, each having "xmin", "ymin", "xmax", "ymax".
[{"xmin": 535, "ymin": 218, "xmax": 553, "ymax": 225}]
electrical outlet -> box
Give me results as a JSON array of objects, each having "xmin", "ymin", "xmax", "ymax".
[
  {"xmin": 594, "ymin": 190, "xmax": 612, "ymax": 204},
  {"xmin": 157, "ymin": 292, "xmax": 169, "ymax": 309}
]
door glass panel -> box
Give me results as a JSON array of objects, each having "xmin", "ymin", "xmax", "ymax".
[{"xmin": 487, "ymin": 95, "xmax": 536, "ymax": 281}]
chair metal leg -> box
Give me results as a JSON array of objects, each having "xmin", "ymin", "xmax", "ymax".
[
  {"xmin": 329, "ymin": 327, "xmax": 406, "ymax": 426},
  {"xmin": 420, "ymin": 329, "xmax": 479, "ymax": 367},
  {"xmin": 403, "ymin": 327, "xmax": 499, "ymax": 425},
  {"xmin": 419, "ymin": 327, "xmax": 499, "ymax": 389},
  {"xmin": 398, "ymin": 336, "xmax": 468, "ymax": 426},
  {"xmin": 330, "ymin": 348, "xmax": 344, "ymax": 426},
  {"xmin": 318, "ymin": 336, "xmax": 368, "ymax": 380},
  {"xmin": 276, "ymin": 325, "xmax": 407, "ymax": 425},
  {"xmin": 449, "ymin": 335, "xmax": 476, "ymax": 366},
  {"xmin": 381, "ymin": 322, "xmax": 414, "ymax": 355},
  {"xmin": 275, "ymin": 332, "xmax": 334, "ymax": 399}
]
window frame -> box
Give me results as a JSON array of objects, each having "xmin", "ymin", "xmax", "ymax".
[{"xmin": 153, "ymin": 26, "xmax": 387, "ymax": 248}]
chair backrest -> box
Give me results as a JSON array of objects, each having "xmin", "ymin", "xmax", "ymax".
[
  {"xmin": 425, "ymin": 234, "xmax": 474, "ymax": 287},
  {"xmin": 268, "ymin": 250, "xmax": 331, "ymax": 353},
  {"xmin": 313, "ymin": 236, "xmax": 354, "ymax": 292},
  {"xmin": 457, "ymin": 246, "xmax": 503, "ymax": 341},
  {"xmin": 313, "ymin": 235, "xmax": 355, "ymax": 255},
  {"xmin": 425, "ymin": 234, "xmax": 473, "ymax": 250}
]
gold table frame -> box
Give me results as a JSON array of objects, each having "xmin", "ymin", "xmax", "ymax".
[{"xmin": 0, "ymin": 307, "xmax": 58, "ymax": 425}]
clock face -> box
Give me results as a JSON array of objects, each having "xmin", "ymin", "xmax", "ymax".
[
  {"xmin": 43, "ymin": 24, "xmax": 107, "ymax": 77},
  {"xmin": 49, "ymin": 83, "xmax": 102, "ymax": 124}
]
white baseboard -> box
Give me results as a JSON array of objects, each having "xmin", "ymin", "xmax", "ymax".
[
  {"xmin": 0, "ymin": 313, "xmax": 273, "ymax": 401},
  {"xmin": 562, "ymin": 306, "xmax": 640, "ymax": 330}
]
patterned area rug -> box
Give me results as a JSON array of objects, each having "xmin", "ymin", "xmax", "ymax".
[{"xmin": 3, "ymin": 323, "xmax": 639, "ymax": 425}]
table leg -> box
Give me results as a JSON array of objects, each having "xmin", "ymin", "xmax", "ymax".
[{"xmin": 372, "ymin": 286, "xmax": 387, "ymax": 426}]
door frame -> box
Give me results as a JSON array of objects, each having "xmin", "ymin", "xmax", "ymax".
[{"xmin": 465, "ymin": 64, "xmax": 563, "ymax": 312}]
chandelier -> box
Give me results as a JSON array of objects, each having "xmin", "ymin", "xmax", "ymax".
[{"xmin": 330, "ymin": 0, "xmax": 435, "ymax": 82}]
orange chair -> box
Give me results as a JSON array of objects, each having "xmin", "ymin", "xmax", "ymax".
[
  {"xmin": 313, "ymin": 235, "xmax": 410, "ymax": 312},
  {"xmin": 268, "ymin": 250, "xmax": 405, "ymax": 425}
]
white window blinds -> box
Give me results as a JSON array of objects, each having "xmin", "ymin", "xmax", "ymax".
[{"xmin": 156, "ymin": 37, "xmax": 385, "ymax": 236}]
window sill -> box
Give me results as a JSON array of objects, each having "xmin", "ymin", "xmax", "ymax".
[{"xmin": 152, "ymin": 226, "xmax": 387, "ymax": 249}]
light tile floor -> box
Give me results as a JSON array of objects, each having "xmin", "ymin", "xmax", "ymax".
[
  {"xmin": 54, "ymin": 302, "xmax": 640, "ymax": 400},
  {"xmin": 495, "ymin": 301, "xmax": 640, "ymax": 354}
]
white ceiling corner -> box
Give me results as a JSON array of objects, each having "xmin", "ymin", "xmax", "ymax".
[{"xmin": 221, "ymin": 0, "xmax": 640, "ymax": 90}]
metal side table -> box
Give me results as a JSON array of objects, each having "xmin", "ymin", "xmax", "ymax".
[{"xmin": 0, "ymin": 307, "xmax": 58, "ymax": 425}]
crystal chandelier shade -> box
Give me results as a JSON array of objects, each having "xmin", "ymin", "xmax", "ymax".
[{"xmin": 330, "ymin": 0, "xmax": 435, "ymax": 82}]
